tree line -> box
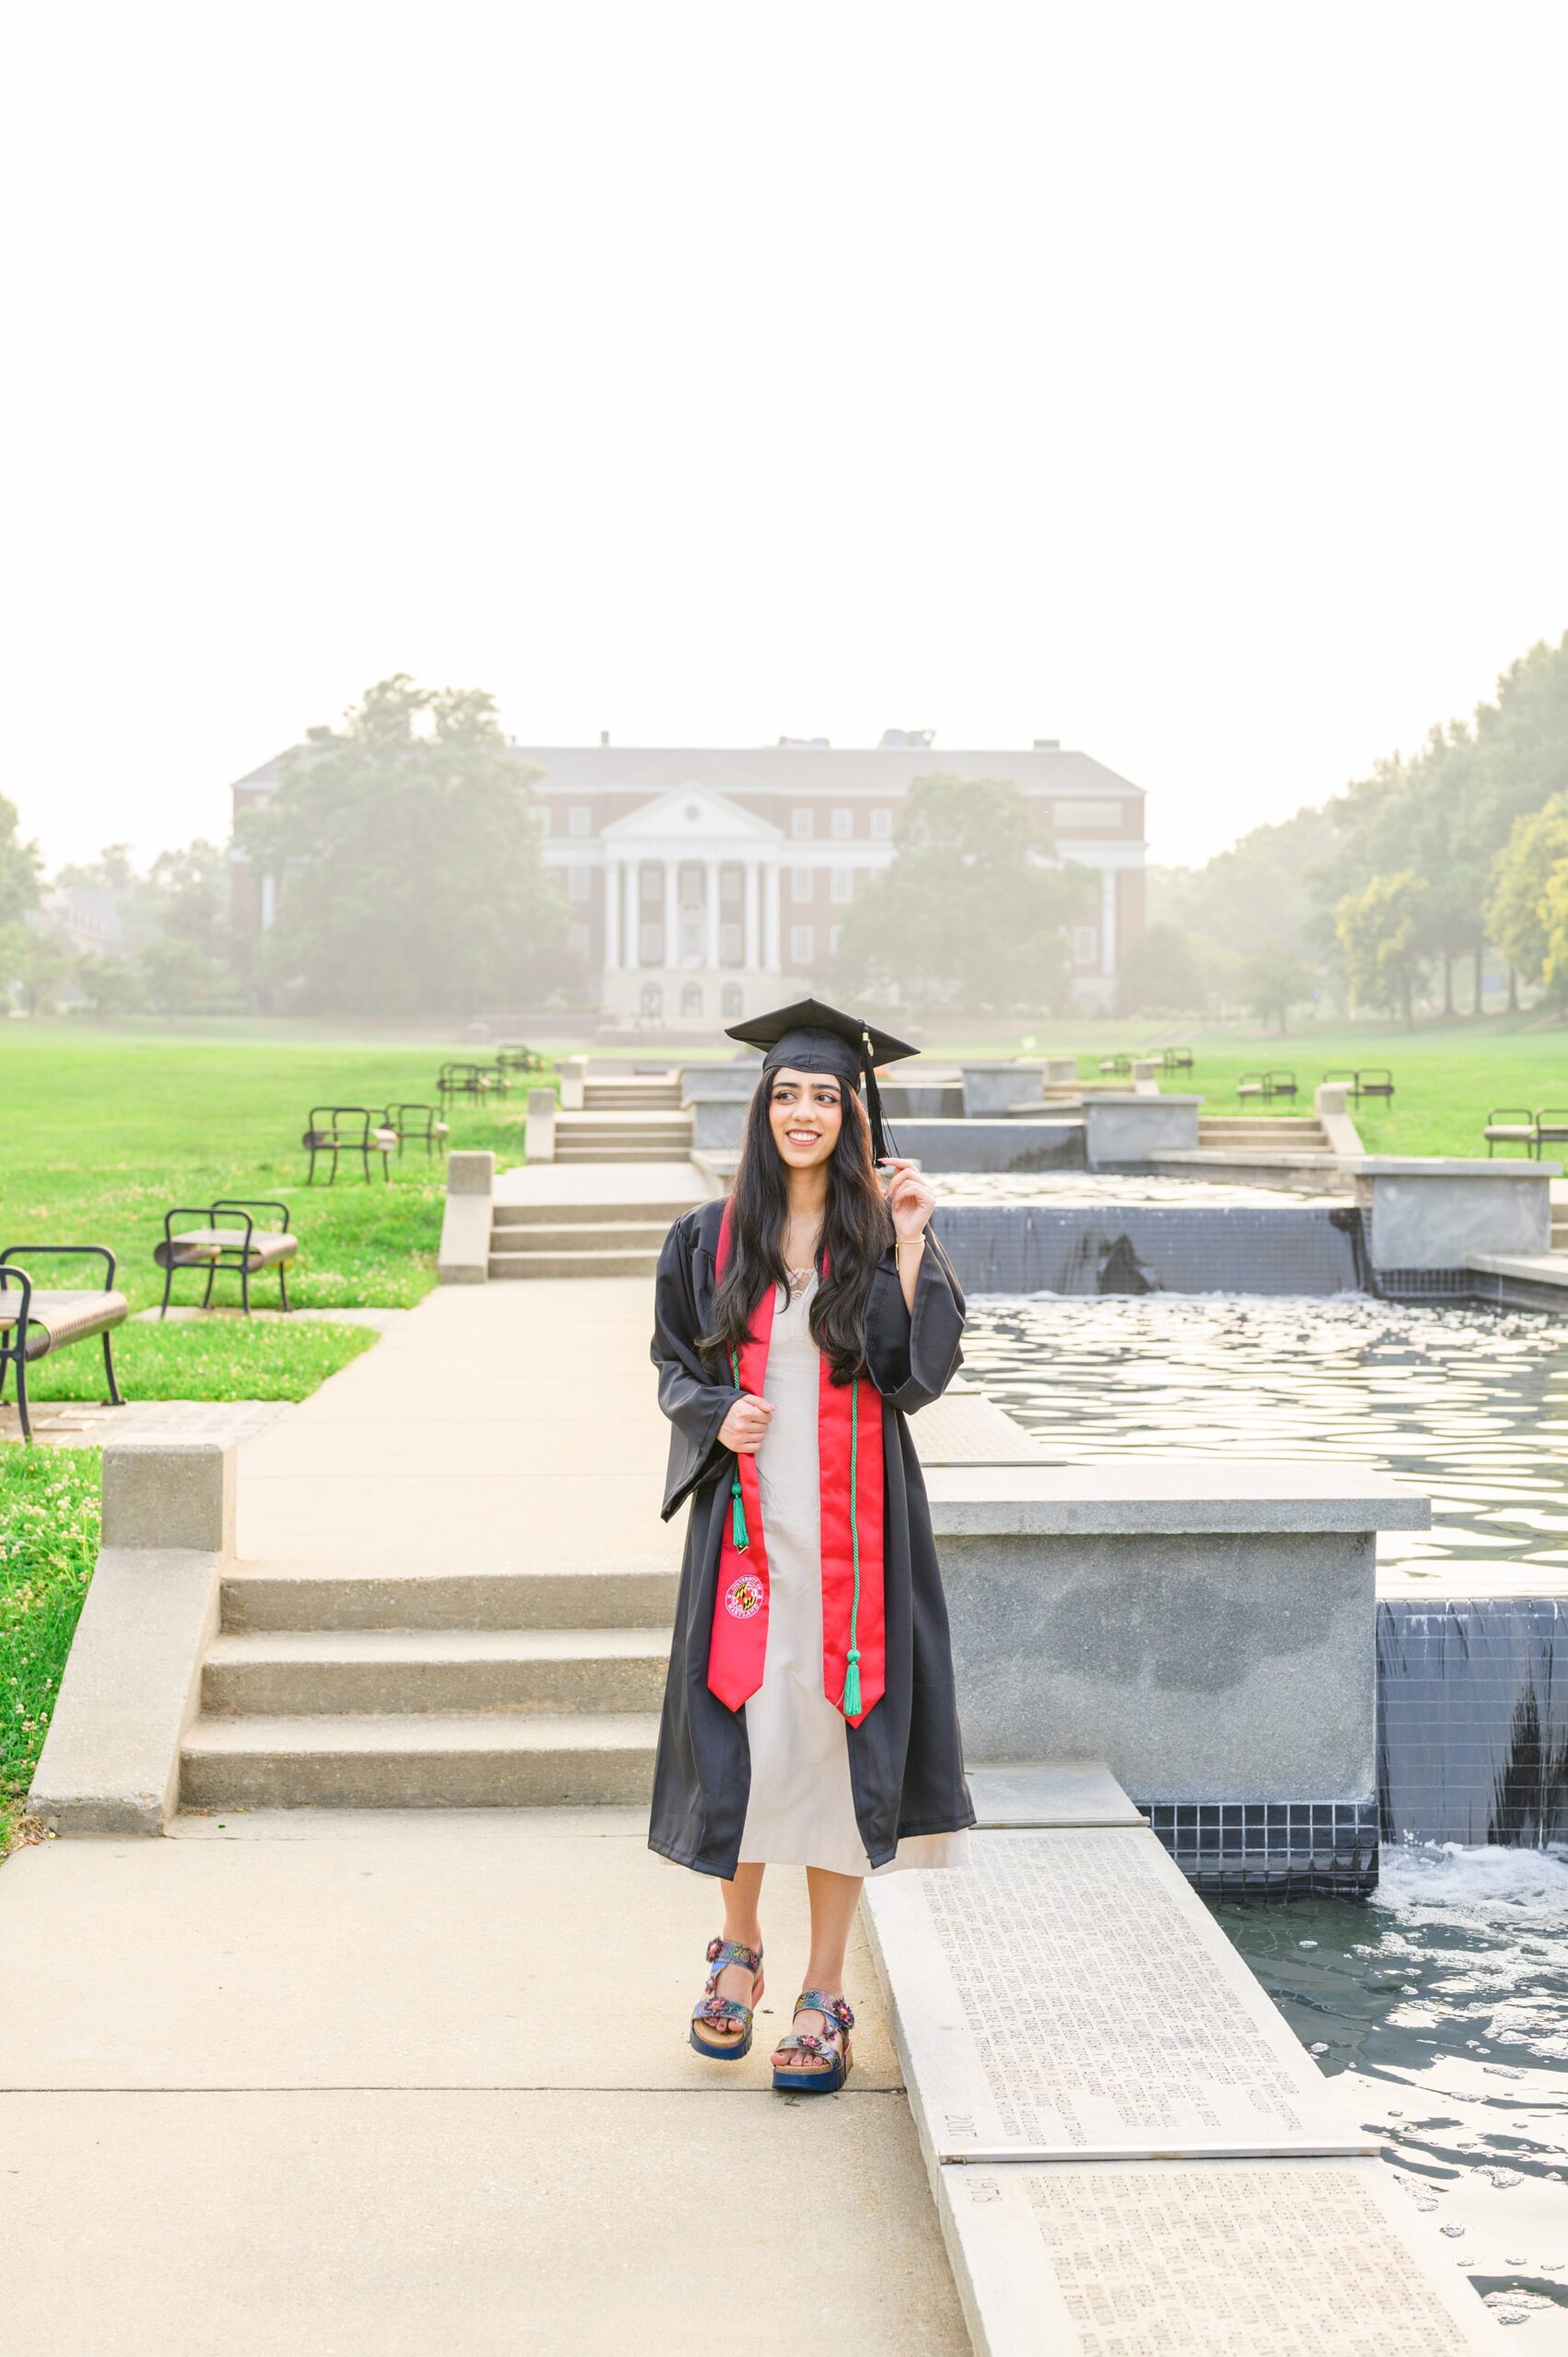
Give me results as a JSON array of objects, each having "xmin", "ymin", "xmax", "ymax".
[{"xmin": 1139, "ymin": 630, "xmax": 1568, "ymax": 1028}]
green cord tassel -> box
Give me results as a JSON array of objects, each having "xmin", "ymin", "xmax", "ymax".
[
  {"xmin": 842, "ymin": 1376, "xmax": 863, "ymax": 1716},
  {"xmin": 729, "ymin": 1349, "xmax": 749, "ymax": 1550}
]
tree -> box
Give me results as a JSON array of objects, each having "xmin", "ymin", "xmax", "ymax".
[
  {"xmin": 137, "ymin": 935, "xmax": 228, "ymax": 1020},
  {"xmin": 131, "ymin": 840, "xmax": 230, "ymax": 956},
  {"xmin": 0, "ymin": 923, "xmax": 72, "ymax": 1014},
  {"xmin": 833, "ymin": 773, "xmax": 1092, "ymax": 1013},
  {"xmin": 1241, "ymin": 947, "xmax": 1317, "ymax": 1034},
  {"xmin": 1335, "ymin": 871, "xmax": 1432, "ymax": 1028},
  {"xmin": 0, "ymin": 794, "xmax": 41, "ymax": 930},
  {"xmin": 75, "ymin": 951, "xmax": 143, "ymax": 1021},
  {"xmin": 1485, "ymin": 793, "xmax": 1568, "ymax": 1002},
  {"xmin": 238, "ymin": 676, "xmax": 571, "ymax": 1015},
  {"xmin": 1116, "ymin": 922, "xmax": 1207, "ymax": 1016}
]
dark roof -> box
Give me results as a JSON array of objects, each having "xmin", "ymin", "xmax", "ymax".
[
  {"xmin": 506, "ymin": 744, "xmax": 1142, "ymax": 798},
  {"xmin": 230, "ymin": 741, "xmax": 1141, "ymax": 801}
]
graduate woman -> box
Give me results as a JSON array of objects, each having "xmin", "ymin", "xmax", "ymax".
[{"xmin": 649, "ymin": 999, "xmax": 974, "ymax": 2093}]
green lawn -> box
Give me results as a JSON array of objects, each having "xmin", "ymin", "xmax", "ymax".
[
  {"xmin": 0, "ymin": 1446, "xmax": 99, "ymax": 1849},
  {"xmin": 2, "ymin": 1025, "xmax": 540, "ymax": 1311}
]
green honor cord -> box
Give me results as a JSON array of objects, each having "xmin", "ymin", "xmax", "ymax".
[
  {"xmin": 728, "ymin": 1349, "xmax": 749, "ymax": 1550},
  {"xmin": 842, "ymin": 1376, "xmax": 863, "ymax": 1717}
]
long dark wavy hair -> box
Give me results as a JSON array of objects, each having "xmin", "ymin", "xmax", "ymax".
[{"xmin": 700, "ymin": 1073, "xmax": 893, "ymax": 1386}]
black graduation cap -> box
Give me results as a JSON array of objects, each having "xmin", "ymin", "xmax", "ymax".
[{"xmin": 724, "ymin": 996, "xmax": 916, "ymax": 1163}]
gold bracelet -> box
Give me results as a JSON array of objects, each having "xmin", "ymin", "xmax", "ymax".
[{"xmin": 896, "ymin": 1234, "xmax": 926, "ymax": 1260}]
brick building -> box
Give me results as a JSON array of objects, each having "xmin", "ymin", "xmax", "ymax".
[{"xmin": 230, "ymin": 731, "xmax": 1144, "ymax": 1022}]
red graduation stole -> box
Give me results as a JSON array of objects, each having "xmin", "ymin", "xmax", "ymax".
[{"xmin": 707, "ymin": 1202, "xmax": 886, "ymax": 1726}]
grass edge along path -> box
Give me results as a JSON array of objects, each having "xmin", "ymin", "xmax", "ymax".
[{"xmin": 1, "ymin": 1446, "xmax": 99, "ymax": 1855}]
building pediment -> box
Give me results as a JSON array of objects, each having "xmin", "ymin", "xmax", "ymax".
[{"xmin": 601, "ymin": 784, "xmax": 782, "ymax": 846}]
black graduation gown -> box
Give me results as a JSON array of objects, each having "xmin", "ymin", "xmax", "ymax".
[{"xmin": 647, "ymin": 1197, "xmax": 976, "ymax": 1877}]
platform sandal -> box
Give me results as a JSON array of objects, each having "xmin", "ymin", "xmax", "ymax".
[
  {"xmin": 690, "ymin": 1936, "xmax": 765, "ymax": 2061},
  {"xmin": 771, "ymin": 1990, "xmax": 854, "ymax": 2095}
]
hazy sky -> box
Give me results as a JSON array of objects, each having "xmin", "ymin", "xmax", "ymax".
[{"xmin": 5, "ymin": 2, "xmax": 1566, "ymax": 875}]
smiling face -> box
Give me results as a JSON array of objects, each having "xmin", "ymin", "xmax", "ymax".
[{"xmin": 766, "ymin": 1065, "xmax": 844, "ymax": 1171}]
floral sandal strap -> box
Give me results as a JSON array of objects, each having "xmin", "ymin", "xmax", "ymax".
[
  {"xmin": 703, "ymin": 1935, "xmax": 762, "ymax": 1982},
  {"xmin": 693, "ymin": 1935, "xmax": 763, "ymax": 2035},
  {"xmin": 775, "ymin": 1988, "xmax": 854, "ymax": 2062}
]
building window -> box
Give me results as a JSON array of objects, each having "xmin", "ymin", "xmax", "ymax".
[
  {"xmin": 830, "ymin": 867, "xmax": 854, "ymax": 905},
  {"xmin": 639, "ymin": 922, "xmax": 662, "ymax": 964},
  {"xmin": 791, "ymin": 865, "xmax": 813, "ymax": 902},
  {"xmin": 829, "ymin": 925, "xmax": 842, "ymax": 957},
  {"xmin": 569, "ymin": 805, "xmax": 590, "ymax": 836},
  {"xmin": 1074, "ymin": 924, "xmax": 1098, "ymax": 966},
  {"xmin": 568, "ymin": 923, "xmax": 590, "ymax": 959},
  {"xmin": 790, "ymin": 923, "xmax": 814, "ymax": 966},
  {"xmin": 640, "ymin": 981, "xmax": 663, "ymax": 1017},
  {"xmin": 639, "ymin": 864, "xmax": 662, "ymax": 902},
  {"xmin": 791, "ymin": 807, "xmax": 814, "ymax": 839},
  {"xmin": 567, "ymin": 865, "xmax": 591, "ymax": 901},
  {"xmin": 679, "ymin": 981, "xmax": 703, "ymax": 1018},
  {"xmin": 870, "ymin": 808, "xmax": 892, "ymax": 841},
  {"xmin": 830, "ymin": 807, "xmax": 853, "ymax": 840},
  {"xmin": 720, "ymin": 863, "xmax": 743, "ymax": 902},
  {"xmin": 1054, "ymin": 801, "xmax": 1117, "ymax": 831},
  {"xmin": 721, "ymin": 981, "xmax": 743, "ymax": 1019},
  {"xmin": 719, "ymin": 921, "xmax": 743, "ymax": 966}
]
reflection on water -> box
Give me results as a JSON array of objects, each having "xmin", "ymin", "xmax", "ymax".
[
  {"xmin": 964, "ymin": 1294, "xmax": 1568, "ymax": 1587},
  {"xmin": 1218, "ymin": 1845, "xmax": 1568, "ymax": 2336}
]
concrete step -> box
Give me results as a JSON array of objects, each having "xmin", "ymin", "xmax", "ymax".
[
  {"xmin": 552, "ymin": 1148, "xmax": 687, "ymax": 1165},
  {"xmin": 556, "ymin": 1129, "xmax": 692, "ymax": 1146},
  {"xmin": 489, "ymin": 1220, "xmax": 668, "ymax": 1253},
  {"xmin": 203, "ymin": 1627, "xmax": 670, "ymax": 1716},
  {"xmin": 180, "ymin": 1711, "xmax": 661, "ymax": 1808},
  {"xmin": 488, "ymin": 1246, "xmax": 661, "ymax": 1277},
  {"xmin": 493, "ymin": 1200, "xmax": 693, "ymax": 1228},
  {"xmin": 584, "ymin": 1089, "xmax": 682, "ymax": 1109},
  {"xmin": 222, "ymin": 1563, "xmax": 680, "ymax": 1632}
]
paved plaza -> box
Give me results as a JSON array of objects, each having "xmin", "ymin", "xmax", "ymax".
[{"xmin": 0, "ymin": 1276, "xmax": 968, "ymax": 2355}]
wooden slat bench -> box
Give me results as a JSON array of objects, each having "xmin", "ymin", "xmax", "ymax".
[
  {"xmin": 155, "ymin": 1201, "xmax": 297, "ymax": 1316},
  {"xmin": 301, "ymin": 1106, "xmax": 397, "ymax": 1185},
  {"xmin": 0, "ymin": 1245, "xmax": 128, "ymax": 1443}
]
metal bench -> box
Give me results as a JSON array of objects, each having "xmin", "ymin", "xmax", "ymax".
[
  {"xmin": 495, "ymin": 1045, "xmax": 546, "ymax": 1078},
  {"xmin": 1323, "ymin": 1065, "xmax": 1395, "ymax": 1104},
  {"xmin": 1483, "ymin": 1108, "xmax": 1539, "ymax": 1157},
  {"xmin": 1160, "ymin": 1047, "xmax": 1195, "ymax": 1074},
  {"xmin": 1237, "ymin": 1069, "xmax": 1298, "ymax": 1102},
  {"xmin": 378, "ymin": 1102, "xmax": 451, "ymax": 1161},
  {"xmin": 301, "ymin": 1106, "xmax": 397, "ymax": 1185},
  {"xmin": 155, "ymin": 1201, "xmax": 297, "ymax": 1316},
  {"xmin": 1538, "ymin": 1107, "xmax": 1568, "ymax": 1155},
  {"xmin": 436, "ymin": 1062, "xmax": 498, "ymax": 1109},
  {"xmin": 1098, "ymin": 1053, "xmax": 1132, "ymax": 1075},
  {"xmin": 0, "ymin": 1245, "xmax": 127, "ymax": 1443}
]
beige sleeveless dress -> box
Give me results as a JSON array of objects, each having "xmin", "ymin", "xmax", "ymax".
[{"xmin": 737, "ymin": 1271, "xmax": 970, "ymax": 1877}]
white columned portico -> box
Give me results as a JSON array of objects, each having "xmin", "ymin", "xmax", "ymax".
[
  {"xmin": 663, "ymin": 860, "xmax": 679, "ymax": 970},
  {"xmin": 765, "ymin": 861, "xmax": 782, "ymax": 971},
  {"xmin": 1100, "ymin": 867, "xmax": 1118, "ymax": 976},
  {"xmin": 603, "ymin": 859, "xmax": 620, "ymax": 972},
  {"xmin": 744, "ymin": 860, "xmax": 761, "ymax": 970},
  {"xmin": 704, "ymin": 858, "xmax": 721, "ymax": 968},
  {"xmin": 627, "ymin": 865, "xmax": 641, "ymax": 967}
]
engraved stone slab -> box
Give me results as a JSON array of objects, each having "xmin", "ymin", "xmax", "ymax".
[
  {"xmin": 913, "ymin": 1394, "xmax": 1050, "ymax": 1466},
  {"xmin": 967, "ymin": 1760, "xmax": 1145, "ymax": 1829},
  {"xmin": 864, "ymin": 1829, "xmax": 1371, "ymax": 2160},
  {"xmin": 938, "ymin": 2157, "xmax": 1500, "ymax": 2355}
]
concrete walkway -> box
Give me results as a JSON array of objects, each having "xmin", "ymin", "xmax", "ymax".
[{"xmin": 0, "ymin": 1274, "xmax": 969, "ymax": 2355}]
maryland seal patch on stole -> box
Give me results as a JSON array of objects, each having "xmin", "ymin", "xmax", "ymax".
[{"xmin": 723, "ymin": 1573, "xmax": 764, "ymax": 1620}]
